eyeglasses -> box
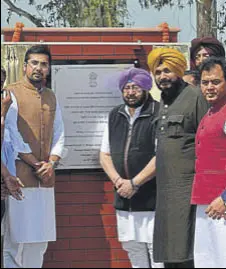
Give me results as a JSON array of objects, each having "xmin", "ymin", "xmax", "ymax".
[
  {"xmin": 123, "ymin": 85, "xmax": 142, "ymax": 93},
  {"xmin": 27, "ymin": 60, "xmax": 49, "ymax": 70}
]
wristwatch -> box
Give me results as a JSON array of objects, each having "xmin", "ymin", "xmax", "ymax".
[
  {"xmin": 131, "ymin": 178, "xmax": 140, "ymax": 192},
  {"xmin": 221, "ymin": 191, "xmax": 226, "ymax": 208}
]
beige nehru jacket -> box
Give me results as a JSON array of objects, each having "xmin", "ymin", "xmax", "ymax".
[{"xmin": 7, "ymin": 79, "xmax": 56, "ymax": 188}]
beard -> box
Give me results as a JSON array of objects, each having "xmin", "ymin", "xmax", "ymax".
[
  {"xmin": 123, "ymin": 91, "xmax": 147, "ymax": 108},
  {"xmin": 156, "ymin": 78, "xmax": 183, "ymax": 96},
  {"xmin": 30, "ymin": 72, "xmax": 44, "ymax": 83},
  {"xmin": 156, "ymin": 78, "xmax": 181, "ymax": 92}
]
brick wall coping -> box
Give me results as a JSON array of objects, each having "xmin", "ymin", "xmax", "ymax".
[
  {"xmin": 1, "ymin": 27, "xmax": 180, "ymax": 34},
  {"xmin": 2, "ymin": 42, "xmax": 189, "ymax": 45}
]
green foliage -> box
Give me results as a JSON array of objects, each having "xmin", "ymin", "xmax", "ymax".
[
  {"xmin": 3, "ymin": 0, "xmax": 225, "ymax": 39},
  {"xmin": 8, "ymin": 0, "xmax": 129, "ymax": 27},
  {"xmin": 138, "ymin": 0, "xmax": 194, "ymax": 9}
]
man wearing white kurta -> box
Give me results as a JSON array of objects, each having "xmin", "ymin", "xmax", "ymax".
[
  {"xmin": 191, "ymin": 57, "xmax": 226, "ymax": 268},
  {"xmin": 100, "ymin": 68, "xmax": 164, "ymax": 268},
  {"xmin": 4, "ymin": 45, "xmax": 65, "ymax": 268}
]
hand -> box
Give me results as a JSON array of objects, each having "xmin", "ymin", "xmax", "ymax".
[
  {"xmin": 1, "ymin": 116, "xmax": 5, "ymax": 128},
  {"xmin": 1, "ymin": 181, "xmax": 9, "ymax": 200},
  {"xmin": 1, "ymin": 90, "xmax": 13, "ymax": 117},
  {"xmin": 117, "ymin": 179, "xmax": 137, "ymax": 199},
  {"xmin": 1, "ymin": 116, "xmax": 5, "ymax": 145},
  {"xmin": 205, "ymin": 196, "xmax": 226, "ymax": 220},
  {"xmin": 35, "ymin": 161, "xmax": 54, "ymax": 183},
  {"xmin": 4, "ymin": 176, "xmax": 24, "ymax": 200}
]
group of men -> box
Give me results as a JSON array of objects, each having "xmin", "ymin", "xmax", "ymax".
[
  {"xmin": 1, "ymin": 37, "xmax": 226, "ymax": 269},
  {"xmin": 100, "ymin": 36, "xmax": 226, "ymax": 269}
]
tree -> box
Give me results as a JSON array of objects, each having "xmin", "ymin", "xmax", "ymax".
[
  {"xmin": 3, "ymin": 0, "xmax": 44, "ymax": 26},
  {"xmin": 2, "ymin": 0, "xmax": 226, "ymax": 40},
  {"xmin": 138, "ymin": 0, "xmax": 226, "ymax": 39},
  {"xmin": 2, "ymin": 0, "xmax": 129, "ymax": 27}
]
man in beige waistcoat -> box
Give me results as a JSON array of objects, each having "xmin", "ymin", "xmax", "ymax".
[{"xmin": 3, "ymin": 45, "xmax": 65, "ymax": 268}]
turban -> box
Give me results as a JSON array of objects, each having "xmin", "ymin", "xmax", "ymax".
[
  {"xmin": 147, "ymin": 48, "xmax": 187, "ymax": 78},
  {"xmin": 118, "ymin": 67, "xmax": 152, "ymax": 91},
  {"xmin": 190, "ymin": 36, "xmax": 225, "ymax": 69}
]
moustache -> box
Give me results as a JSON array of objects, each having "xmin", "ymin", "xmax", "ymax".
[
  {"xmin": 159, "ymin": 79, "xmax": 172, "ymax": 84},
  {"xmin": 125, "ymin": 96, "xmax": 137, "ymax": 100},
  {"xmin": 32, "ymin": 72, "xmax": 43, "ymax": 76}
]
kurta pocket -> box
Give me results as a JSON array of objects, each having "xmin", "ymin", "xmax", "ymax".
[{"xmin": 167, "ymin": 114, "xmax": 184, "ymax": 138}]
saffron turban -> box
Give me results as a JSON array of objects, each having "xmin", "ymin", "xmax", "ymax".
[
  {"xmin": 118, "ymin": 67, "xmax": 152, "ymax": 91},
  {"xmin": 147, "ymin": 48, "xmax": 187, "ymax": 78},
  {"xmin": 190, "ymin": 36, "xmax": 225, "ymax": 69}
]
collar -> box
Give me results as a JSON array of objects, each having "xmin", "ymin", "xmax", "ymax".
[
  {"xmin": 22, "ymin": 78, "xmax": 45, "ymax": 93},
  {"xmin": 125, "ymin": 105, "xmax": 143, "ymax": 118}
]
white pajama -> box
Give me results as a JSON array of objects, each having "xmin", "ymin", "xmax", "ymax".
[
  {"xmin": 122, "ymin": 241, "xmax": 164, "ymax": 268},
  {"xmin": 4, "ymin": 239, "xmax": 47, "ymax": 268},
  {"xmin": 194, "ymin": 205, "xmax": 226, "ymax": 268},
  {"xmin": 117, "ymin": 210, "xmax": 164, "ymax": 268},
  {"xmin": 3, "ymin": 188, "xmax": 56, "ymax": 268}
]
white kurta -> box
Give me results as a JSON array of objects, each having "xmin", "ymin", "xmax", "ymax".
[
  {"xmin": 101, "ymin": 105, "xmax": 155, "ymax": 243},
  {"xmin": 3, "ymin": 92, "xmax": 32, "ymax": 162},
  {"xmin": 5, "ymin": 188, "xmax": 56, "ymax": 243},
  {"xmin": 116, "ymin": 210, "xmax": 156, "ymax": 243},
  {"xmin": 4, "ymin": 92, "xmax": 65, "ymax": 243},
  {"xmin": 1, "ymin": 92, "xmax": 32, "ymax": 236},
  {"xmin": 194, "ymin": 205, "xmax": 226, "ymax": 268}
]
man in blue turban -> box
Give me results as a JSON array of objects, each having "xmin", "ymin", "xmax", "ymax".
[{"xmin": 100, "ymin": 67, "xmax": 164, "ymax": 268}]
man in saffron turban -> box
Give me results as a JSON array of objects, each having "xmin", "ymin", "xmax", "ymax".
[
  {"xmin": 100, "ymin": 67, "xmax": 164, "ymax": 268},
  {"xmin": 132, "ymin": 47, "xmax": 209, "ymax": 268}
]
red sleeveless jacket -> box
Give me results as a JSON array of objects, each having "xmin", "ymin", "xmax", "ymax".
[{"xmin": 191, "ymin": 97, "xmax": 226, "ymax": 205}]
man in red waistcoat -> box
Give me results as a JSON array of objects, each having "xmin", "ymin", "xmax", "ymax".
[{"xmin": 191, "ymin": 57, "xmax": 226, "ymax": 268}]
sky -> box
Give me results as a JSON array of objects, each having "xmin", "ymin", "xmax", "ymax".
[{"xmin": 1, "ymin": 0, "xmax": 225, "ymax": 43}]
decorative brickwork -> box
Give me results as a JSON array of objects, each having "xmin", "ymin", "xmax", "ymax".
[{"xmin": 11, "ymin": 22, "xmax": 24, "ymax": 42}]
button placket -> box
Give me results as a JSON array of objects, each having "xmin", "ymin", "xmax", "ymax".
[
  {"xmin": 159, "ymin": 105, "xmax": 168, "ymax": 134},
  {"xmin": 40, "ymin": 95, "xmax": 45, "ymax": 160}
]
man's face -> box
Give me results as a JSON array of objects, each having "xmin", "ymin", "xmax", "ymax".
[
  {"xmin": 24, "ymin": 54, "xmax": 50, "ymax": 83},
  {"xmin": 154, "ymin": 64, "xmax": 178, "ymax": 91},
  {"xmin": 1, "ymin": 71, "xmax": 6, "ymax": 91},
  {"xmin": 195, "ymin": 47, "xmax": 210, "ymax": 67},
  {"xmin": 122, "ymin": 82, "xmax": 147, "ymax": 108},
  {"xmin": 201, "ymin": 64, "xmax": 226, "ymax": 105}
]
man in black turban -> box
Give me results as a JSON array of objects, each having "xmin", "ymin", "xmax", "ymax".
[
  {"xmin": 191, "ymin": 36, "xmax": 225, "ymax": 70},
  {"xmin": 183, "ymin": 37, "xmax": 225, "ymax": 86}
]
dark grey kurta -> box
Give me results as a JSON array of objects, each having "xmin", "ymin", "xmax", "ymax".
[{"xmin": 154, "ymin": 82, "xmax": 209, "ymax": 263}]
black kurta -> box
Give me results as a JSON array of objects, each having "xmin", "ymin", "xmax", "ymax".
[{"xmin": 153, "ymin": 81, "xmax": 209, "ymax": 263}]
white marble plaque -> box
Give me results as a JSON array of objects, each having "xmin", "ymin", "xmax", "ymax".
[{"xmin": 52, "ymin": 64, "xmax": 133, "ymax": 169}]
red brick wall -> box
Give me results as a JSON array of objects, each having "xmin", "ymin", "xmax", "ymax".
[
  {"xmin": 43, "ymin": 172, "xmax": 131, "ymax": 268},
  {"xmin": 2, "ymin": 27, "xmax": 179, "ymax": 43},
  {"xmin": 49, "ymin": 44, "xmax": 153, "ymax": 68}
]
